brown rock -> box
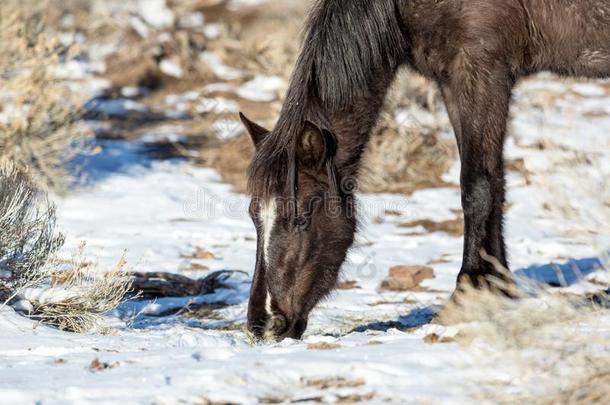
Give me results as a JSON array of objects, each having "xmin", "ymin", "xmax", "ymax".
[
  {"xmin": 88, "ymin": 357, "xmax": 119, "ymax": 372},
  {"xmin": 336, "ymin": 280, "xmax": 360, "ymax": 290},
  {"xmin": 423, "ymin": 333, "xmax": 455, "ymax": 344},
  {"xmin": 182, "ymin": 247, "xmax": 216, "ymax": 260},
  {"xmin": 381, "ymin": 265, "xmax": 435, "ymax": 291}
]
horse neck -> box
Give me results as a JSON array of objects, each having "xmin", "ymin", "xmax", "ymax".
[
  {"xmin": 326, "ymin": 76, "xmax": 397, "ymax": 179},
  {"xmin": 274, "ymin": 71, "xmax": 398, "ymax": 182}
]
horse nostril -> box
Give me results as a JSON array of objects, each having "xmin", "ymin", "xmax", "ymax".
[{"xmin": 271, "ymin": 314, "xmax": 287, "ymax": 334}]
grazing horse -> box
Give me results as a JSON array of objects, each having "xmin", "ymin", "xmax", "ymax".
[{"xmin": 239, "ymin": 0, "xmax": 610, "ymax": 340}]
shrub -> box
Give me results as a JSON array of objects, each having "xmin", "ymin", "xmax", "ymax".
[
  {"xmin": 29, "ymin": 246, "xmax": 132, "ymax": 333},
  {"xmin": 0, "ymin": 163, "xmax": 131, "ymax": 333},
  {"xmin": 0, "ymin": 162, "xmax": 64, "ymax": 301},
  {"xmin": 0, "ymin": 1, "xmax": 90, "ymax": 191},
  {"xmin": 438, "ymin": 263, "xmax": 610, "ymax": 404}
]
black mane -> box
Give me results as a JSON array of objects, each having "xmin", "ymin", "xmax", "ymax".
[{"xmin": 247, "ymin": 0, "xmax": 407, "ymax": 199}]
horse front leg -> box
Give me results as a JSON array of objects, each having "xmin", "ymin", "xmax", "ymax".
[
  {"xmin": 247, "ymin": 242, "xmax": 269, "ymax": 338},
  {"xmin": 441, "ymin": 69, "xmax": 514, "ymax": 294}
]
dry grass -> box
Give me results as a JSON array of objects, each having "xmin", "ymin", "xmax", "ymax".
[
  {"xmin": 0, "ymin": 1, "xmax": 91, "ymax": 191},
  {"xmin": 307, "ymin": 341, "xmax": 342, "ymax": 350},
  {"xmin": 29, "ymin": 246, "xmax": 132, "ymax": 333},
  {"xmin": 197, "ymin": 134, "xmax": 253, "ymax": 193},
  {"xmin": 72, "ymin": 0, "xmax": 455, "ymax": 195},
  {"xmin": 0, "ymin": 163, "xmax": 131, "ymax": 333},
  {"xmin": 436, "ymin": 262, "xmax": 610, "ymax": 404},
  {"xmin": 0, "ymin": 162, "xmax": 64, "ymax": 301},
  {"xmin": 94, "ymin": 0, "xmax": 220, "ymax": 92},
  {"xmin": 548, "ymin": 372, "xmax": 610, "ymax": 405},
  {"xmin": 303, "ymin": 376, "xmax": 365, "ymax": 390},
  {"xmin": 225, "ymin": 0, "xmax": 309, "ymax": 79},
  {"xmin": 88, "ymin": 357, "xmax": 120, "ymax": 372},
  {"xmin": 0, "ymin": 3, "xmax": 136, "ymax": 331},
  {"xmin": 359, "ymin": 71, "xmax": 455, "ymax": 193},
  {"xmin": 400, "ymin": 216, "xmax": 464, "ymax": 237}
]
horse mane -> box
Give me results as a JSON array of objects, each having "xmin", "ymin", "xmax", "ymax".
[{"xmin": 247, "ymin": 0, "xmax": 408, "ymax": 200}]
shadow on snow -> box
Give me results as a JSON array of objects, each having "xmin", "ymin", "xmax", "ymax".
[
  {"xmin": 350, "ymin": 254, "xmax": 608, "ymax": 334},
  {"xmin": 115, "ymin": 254, "xmax": 607, "ymax": 333}
]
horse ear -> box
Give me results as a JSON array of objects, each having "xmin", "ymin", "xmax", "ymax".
[
  {"xmin": 239, "ymin": 112, "xmax": 269, "ymax": 147},
  {"xmin": 298, "ymin": 121, "xmax": 337, "ymax": 168}
]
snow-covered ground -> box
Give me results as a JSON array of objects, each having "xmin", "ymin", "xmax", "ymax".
[
  {"xmin": 1, "ymin": 0, "xmax": 609, "ymax": 401},
  {"xmin": 1, "ymin": 75, "xmax": 609, "ymax": 403}
]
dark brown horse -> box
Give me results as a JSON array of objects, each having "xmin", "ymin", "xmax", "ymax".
[{"xmin": 239, "ymin": 0, "xmax": 610, "ymax": 340}]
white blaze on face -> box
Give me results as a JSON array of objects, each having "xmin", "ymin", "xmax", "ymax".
[
  {"xmin": 260, "ymin": 198, "xmax": 277, "ymax": 266},
  {"xmin": 259, "ymin": 198, "xmax": 277, "ymax": 318},
  {"xmin": 265, "ymin": 288, "xmax": 273, "ymax": 316}
]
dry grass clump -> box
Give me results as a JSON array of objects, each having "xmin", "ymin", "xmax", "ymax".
[
  {"xmin": 359, "ymin": 71, "xmax": 455, "ymax": 193},
  {"xmin": 0, "ymin": 162, "xmax": 64, "ymax": 301},
  {"xmin": 98, "ymin": 1, "xmax": 216, "ymax": 92},
  {"xmin": 29, "ymin": 247, "xmax": 132, "ymax": 333},
  {"xmin": 225, "ymin": 0, "xmax": 309, "ymax": 79},
  {"xmin": 437, "ymin": 272, "xmax": 610, "ymax": 404},
  {"xmin": 548, "ymin": 372, "xmax": 610, "ymax": 405},
  {"xmin": 0, "ymin": 1, "xmax": 91, "ymax": 191},
  {"xmin": 400, "ymin": 217, "xmax": 464, "ymax": 237},
  {"xmin": 197, "ymin": 133, "xmax": 253, "ymax": 193},
  {"xmin": 0, "ymin": 163, "xmax": 131, "ymax": 333},
  {"xmin": 307, "ymin": 341, "xmax": 342, "ymax": 350},
  {"xmin": 67, "ymin": 0, "xmax": 455, "ymax": 195},
  {"xmin": 209, "ymin": 3, "xmax": 454, "ymax": 194},
  {"xmin": 303, "ymin": 376, "xmax": 365, "ymax": 390}
]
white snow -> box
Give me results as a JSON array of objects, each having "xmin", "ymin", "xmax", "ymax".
[
  {"xmin": 159, "ymin": 59, "xmax": 184, "ymax": 79},
  {"xmin": 237, "ymin": 75, "xmax": 286, "ymax": 102},
  {"xmin": 212, "ymin": 119, "xmax": 244, "ymax": 140},
  {"xmin": 89, "ymin": 99, "xmax": 148, "ymax": 117},
  {"xmin": 196, "ymin": 97, "xmax": 240, "ymax": 114},
  {"xmin": 1, "ymin": 43, "xmax": 609, "ymax": 403},
  {"xmin": 121, "ymin": 86, "xmax": 149, "ymax": 98},
  {"xmin": 137, "ymin": 0, "xmax": 175, "ymax": 29},
  {"xmin": 203, "ymin": 23, "xmax": 224, "ymax": 40},
  {"xmin": 200, "ymin": 52, "xmax": 243, "ymax": 81},
  {"xmin": 129, "ymin": 16, "xmax": 150, "ymax": 38},
  {"xmin": 178, "ymin": 13, "xmax": 205, "ymax": 29}
]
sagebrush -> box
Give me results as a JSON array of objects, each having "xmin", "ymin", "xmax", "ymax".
[
  {"xmin": 0, "ymin": 163, "xmax": 131, "ymax": 332},
  {"xmin": 0, "ymin": 162, "xmax": 64, "ymax": 301},
  {"xmin": 0, "ymin": 1, "xmax": 90, "ymax": 191},
  {"xmin": 438, "ymin": 269, "xmax": 610, "ymax": 404}
]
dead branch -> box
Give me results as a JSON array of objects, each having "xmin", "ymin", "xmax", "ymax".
[{"xmin": 126, "ymin": 270, "xmax": 246, "ymax": 299}]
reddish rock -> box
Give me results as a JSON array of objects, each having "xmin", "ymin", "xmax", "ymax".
[{"xmin": 381, "ymin": 265, "xmax": 435, "ymax": 291}]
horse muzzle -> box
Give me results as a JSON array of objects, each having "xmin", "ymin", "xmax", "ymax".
[{"xmin": 270, "ymin": 314, "xmax": 308, "ymax": 340}]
